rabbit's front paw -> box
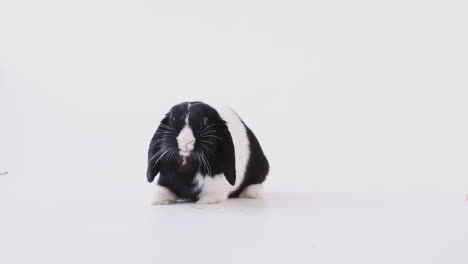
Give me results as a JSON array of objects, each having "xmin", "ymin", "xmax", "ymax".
[
  {"xmin": 151, "ymin": 186, "xmax": 177, "ymax": 205},
  {"xmin": 239, "ymin": 184, "xmax": 263, "ymax": 199},
  {"xmin": 196, "ymin": 193, "xmax": 227, "ymax": 204}
]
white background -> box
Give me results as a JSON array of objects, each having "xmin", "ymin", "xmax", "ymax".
[{"xmin": 1, "ymin": 0, "xmax": 467, "ymax": 263}]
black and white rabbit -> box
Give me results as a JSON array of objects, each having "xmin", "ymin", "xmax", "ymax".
[{"xmin": 147, "ymin": 102, "xmax": 269, "ymax": 204}]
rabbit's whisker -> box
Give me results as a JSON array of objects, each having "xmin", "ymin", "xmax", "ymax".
[
  {"xmin": 201, "ymin": 135, "xmax": 223, "ymax": 141},
  {"xmin": 198, "ymin": 124, "xmax": 216, "ymax": 136},
  {"xmin": 159, "ymin": 123, "xmax": 177, "ymax": 132}
]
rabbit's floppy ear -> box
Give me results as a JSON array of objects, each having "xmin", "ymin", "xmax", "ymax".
[
  {"xmin": 218, "ymin": 124, "xmax": 236, "ymax": 186},
  {"xmin": 147, "ymin": 115, "xmax": 170, "ymax": 183}
]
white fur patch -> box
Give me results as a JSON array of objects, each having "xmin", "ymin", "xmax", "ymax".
[
  {"xmin": 177, "ymin": 125, "xmax": 195, "ymax": 157},
  {"xmin": 178, "ymin": 103, "xmax": 196, "ymax": 157},
  {"xmin": 196, "ymin": 174, "xmax": 230, "ymax": 204},
  {"xmin": 193, "ymin": 173, "xmax": 204, "ymax": 192}
]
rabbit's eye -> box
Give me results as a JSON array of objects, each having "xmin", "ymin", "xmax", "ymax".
[{"xmin": 203, "ymin": 116, "xmax": 208, "ymax": 126}]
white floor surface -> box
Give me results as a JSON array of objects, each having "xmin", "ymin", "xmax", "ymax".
[{"xmin": 1, "ymin": 177, "xmax": 467, "ymax": 264}]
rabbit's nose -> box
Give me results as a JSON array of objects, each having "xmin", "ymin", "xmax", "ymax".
[{"xmin": 177, "ymin": 125, "xmax": 196, "ymax": 155}]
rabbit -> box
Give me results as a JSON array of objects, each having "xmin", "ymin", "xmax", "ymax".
[{"xmin": 147, "ymin": 102, "xmax": 269, "ymax": 205}]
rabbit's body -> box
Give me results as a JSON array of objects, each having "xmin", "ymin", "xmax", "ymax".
[{"xmin": 147, "ymin": 102, "xmax": 269, "ymax": 204}]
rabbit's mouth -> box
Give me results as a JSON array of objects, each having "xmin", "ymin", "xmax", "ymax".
[{"xmin": 179, "ymin": 150, "xmax": 191, "ymax": 156}]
